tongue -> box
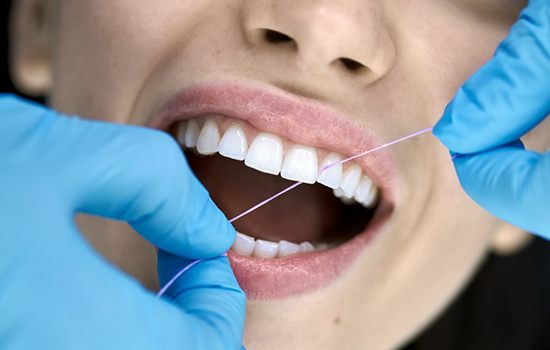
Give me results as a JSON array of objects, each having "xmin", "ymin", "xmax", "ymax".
[{"xmin": 186, "ymin": 153, "xmax": 345, "ymax": 243}]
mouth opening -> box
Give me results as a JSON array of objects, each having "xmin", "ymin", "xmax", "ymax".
[{"xmin": 169, "ymin": 115, "xmax": 382, "ymax": 259}]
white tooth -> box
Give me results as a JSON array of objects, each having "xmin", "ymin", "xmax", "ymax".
[
  {"xmin": 340, "ymin": 164, "xmax": 362, "ymax": 197},
  {"xmin": 176, "ymin": 122, "xmax": 187, "ymax": 145},
  {"xmin": 335, "ymin": 183, "xmax": 357, "ymax": 205},
  {"xmin": 281, "ymin": 145, "xmax": 318, "ymax": 184},
  {"xmin": 219, "ymin": 123, "xmax": 248, "ymax": 161},
  {"xmin": 353, "ymin": 176, "xmax": 374, "ymax": 204},
  {"xmin": 196, "ymin": 119, "xmax": 220, "ymax": 155},
  {"xmin": 231, "ymin": 232, "xmax": 255, "ymax": 257},
  {"xmin": 184, "ymin": 119, "xmax": 200, "ymax": 148},
  {"xmin": 299, "ymin": 241, "xmax": 315, "ymax": 253},
  {"xmin": 315, "ymin": 243, "xmax": 329, "ymax": 251},
  {"xmin": 253, "ymin": 239, "xmax": 280, "ymax": 258},
  {"xmin": 244, "ymin": 133, "xmax": 283, "ymax": 175},
  {"xmin": 341, "ymin": 196, "xmax": 356, "ymax": 205},
  {"xmin": 277, "ymin": 240, "xmax": 301, "ymax": 257},
  {"xmin": 361, "ymin": 186, "xmax": 378, "ymax": 208},
  {"xmin": 317, "ymin": 153, "xmax": 343, "ymax": 189}
]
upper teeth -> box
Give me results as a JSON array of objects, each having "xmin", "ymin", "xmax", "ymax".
[
  {"xmin": 281, "ymin": 145, "xmax": 318, "ymax": 184},
  {"xmin": 177, "ymin": 117, "xmax": 380, "ymax": 258},
  {"xmin": 176, "ymin": 117, "xmax": 379, "ymax": 209},
  {"xmin": 218, "ymin": 123, "xmax": 248, "ymax": 161},
  {"xmin": 244, "ymin": 132, "xmax": 284, "ymax": 175}
]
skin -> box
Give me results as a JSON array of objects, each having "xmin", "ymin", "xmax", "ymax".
[{"xmin": 10, "ymin": 0, "xmax": 548, "ymax": 348}]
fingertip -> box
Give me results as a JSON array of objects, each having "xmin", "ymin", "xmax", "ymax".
[
  {"xmin": 182, "ymin": 203, "xmax": 236, "ymax": 259},
  {"xmin": 154, "ymin": 253, "xmax": 245, "ymax": 349},
  {"xmin": 432, "ymin": 102, "xmax": 468, "ymax": 153}
]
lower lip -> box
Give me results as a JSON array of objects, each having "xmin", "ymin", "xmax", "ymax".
[{"xmin": 227, "ymin": 205, "xmax": 392, "ymax": 300}]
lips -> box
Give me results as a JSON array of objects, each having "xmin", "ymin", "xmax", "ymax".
[{"xmin": 149, "ymin": 80, "xmax": 397, "ymax": 299}]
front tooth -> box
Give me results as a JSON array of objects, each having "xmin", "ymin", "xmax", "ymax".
[
  {"xmin": 176, "ymin": 122, "xmax": 187, "ymax": 144},
  {"xmin": 340, "ymin": 164, "xmax": 362, "ymax": 197},
  {"xmin": 253, "ymin": 239, "xmax": 280, "ymax": 258},
  {"xmin": 281, "ymin": 145, "xmax": 318, "ymax": 184},
  {"xmin": 277, "ymin": 240, "xmax": 301, "ymax": 257},
  {"xmin": 219, "ymin": 123, "xmax": 248, "ymax": 161},
  {"xmin": 354, "ymin": 176, "xmax": 374, "ymax": 204},
  {"xmin": 196, "ymin": 119, "xmax": 220, "ymax": 155},
  {"xmin": 317, "ymin": 153, "xmax": 343, "ymax": 189},
  {"xmin": 299, "ymin": 241, "xmax": 315, "ymax": 253},
  {"xmin": 184, "ymin": 119, "xmax": 200, "ymax": 148},
  {"xmin": 232, "ymin": 232, "xmax": 255, "ymax": 257},
  {"xmin": 244, "ymin": 133, "xmax": 283, "ymax": 175},
  {"xmin": 333, "ymin": 188, "xmax": 344, "ymax": 198}
]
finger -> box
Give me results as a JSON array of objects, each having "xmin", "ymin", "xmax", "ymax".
[
  {"xmin": 433, "ymin": 1, "xmax": 550, "ymax": 154},
  {"xmin": 453, "ymin": 141, "xmax": 550, "ymax": 238},
  {"xmin": 155, "ymin": 250, "xmax": 245, "ymax": 350},
  {"xmin": 49, "ymin": 114, "xmax": 234, "ymax": 259}
]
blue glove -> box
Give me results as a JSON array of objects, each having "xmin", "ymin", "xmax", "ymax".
[
  {"xmin": 0, "ymin": 95, "xmax": 245, "ymax": 349},
  {"xmin": 433, "ymin": 0, "xmax": 550, "ymax": 238}
]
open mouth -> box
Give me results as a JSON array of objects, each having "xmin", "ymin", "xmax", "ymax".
[
  {"xmin": 172, "ymin": 116, "xmax": 380, "ymax": 257},
  {"xmin": 151, "ymin": 81, "xmax": 396, "ymax": 299}
]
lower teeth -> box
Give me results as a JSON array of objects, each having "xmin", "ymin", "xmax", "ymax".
[{"xmin": 231, "ymin": 232, "xmax": 330, "ymax": 258}]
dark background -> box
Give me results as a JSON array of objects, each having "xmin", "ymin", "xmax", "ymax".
[{"xmin": 1, "ymin": 1, "xmax": 17, "ymax": 94}]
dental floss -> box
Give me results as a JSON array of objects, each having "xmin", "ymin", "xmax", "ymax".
[
  {"xmin": 157, "ymin": 126, "xmax": 434, "ymax": 298},
  {"xmin": 156, "ymin": 253, "xmax": 228, "ymax": 298}
]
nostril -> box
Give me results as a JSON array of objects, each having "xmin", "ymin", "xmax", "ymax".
[
  {"xmin": 263, "ymin": 29, "xmax": 293, "ymax": 44},
  {"xmin": 339, "ymin": 57, "xmax": 367, "ymax": 73}
]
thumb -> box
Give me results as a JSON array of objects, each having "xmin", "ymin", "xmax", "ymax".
[
  {"xmin": 155, "ymin": 251, "xmax": 245, "ymax": 350},
  {"xmin": 453, "ymin": 140, "xmax": 550, "ymax": 238},
  {"xmin": 433, "ymin": 0, "xmax": 550, "ymax": 154}
]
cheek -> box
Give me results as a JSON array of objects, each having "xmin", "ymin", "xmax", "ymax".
[{"xmin": 50, "ymin": 0, "xmax": 211, "ymax": 119}]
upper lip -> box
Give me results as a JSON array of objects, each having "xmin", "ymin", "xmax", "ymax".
[{"xmin": 148, "ymin": 80, "xmax": 398, "ymax": 203}]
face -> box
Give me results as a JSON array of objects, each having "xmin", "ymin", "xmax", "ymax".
[{"xmin": 11, "ymin": 0, "xmax": 532, "ymax": 348}]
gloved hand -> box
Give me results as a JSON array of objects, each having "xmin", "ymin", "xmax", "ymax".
[
  {"xmin": 433, "ymin": 0, "xmax": 549, "ymax": 238},
  {"xmin": 0, "ymin": 95, "xmax": 245, "ymax": 349}
]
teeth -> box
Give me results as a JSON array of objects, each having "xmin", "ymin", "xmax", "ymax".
[
  {"xmin": 315, "ymin": 243, "xmax": 329, "ymax": 251},
  {"xmin": 184, "ymin": 119, "xmax": 200, "ymax": 148},
  {"xmin": 359, "ymin": 184, "xmax": 378, "ymax": 208},
  {"xmin": 232, "ymin": 232, "xmax": 255, "ymax": 256},
  {"xmin": 253, "ymin": 239, "xmax": 280, "ymax": 258},
  {"xmin": 196, "ymin": 119, "xmax": 220, "ymax": 155},
  {"xmin": 353, "ymin": 176, "xmax": 374, "ymax": 205},
  {"xmin": 244, "ymin": 132, "xmax": 283, "ymax": 175},
  {"xmin": 176, "ymin": 122, "xmax": 187, "ymax": 144},
  {"xmin": 281, "ymin": 145, "xmax": 318, "ymax": 184},
  {"xmin": 299, "ymin": 242, "xmax": 315, "ymax": 253},
  {"xmin": 317, "ymin": 153, "xmax": 343, "ymax": 189},
  {"xmin": 177, "ymin": 118, "xmax": 381, "ymax": 211},
  {"xmin": 218, "ymin": 123, "xmax": 248, "ymax": 161},
  {"xmin": 340, "ymin": 164, "xmax": 362, "ymax": 197},
  {"xmin": 230, "ymin": 232, "xmax": 321, "ymax": 258},
  {"xmin": 365, "ymin": 187, "xmax": 378, "ymax": 207},
  {"xmin": 334, "ymin": 188, "xmax": 356, "ymax": 205},
  {"xmin": 277, "ymin": 240, "xmax": 301, "ymax": 257}
]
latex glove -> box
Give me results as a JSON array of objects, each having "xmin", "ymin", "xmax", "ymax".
[
  {"xmin": 433, "ymin": 0, "xmax": 550, "ymax": 238},
  {"xmin": 0, "ymin": 95, "xmax": 245, "ymax": 349}
]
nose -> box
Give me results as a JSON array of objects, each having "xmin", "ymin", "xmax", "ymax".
[{"xmin": 241, "ymin": 0, "xmax": 396, "ymax": 84}]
